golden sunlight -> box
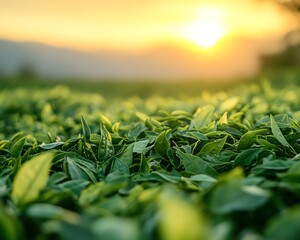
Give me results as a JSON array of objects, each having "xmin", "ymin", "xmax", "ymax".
[
  {"xmin": 185, "ymin": 20, "xmax": 226, "ymax": 48},
  {"xmin": 0, "ymin": 0, "xmax": 298, "ymax": 78},
  {"xmin": 182, "ymin": 6, "xmax": 227, "ymax": 49}
]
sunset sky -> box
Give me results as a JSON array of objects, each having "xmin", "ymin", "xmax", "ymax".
[{"xmin": 0, "ymin": 0, "xmax": 299, "ymax": 79}]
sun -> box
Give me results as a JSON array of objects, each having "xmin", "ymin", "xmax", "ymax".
[
  {"xmin": 186, "ymin": 20, "xmax": 226, "ymax": 48},
  {"xmin": 183, "ymin": 6, "xmax": 227, "ymax": 49}
]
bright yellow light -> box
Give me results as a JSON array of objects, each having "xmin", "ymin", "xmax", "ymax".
[
  {"xmin": 182, "ymin": 6, "xmax": 227, "ymax": 49},
  {"xmin": 186, "ymin": 20, "xmax": 226, "ymax": 48}
]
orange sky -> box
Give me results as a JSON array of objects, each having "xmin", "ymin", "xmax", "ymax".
[
  {"xmin": 0, "ymin": 0, "xmax": 299, "ymax": 78},
  {"xmin": 0, "ymin": 0, "xmax": 298, "ymax": 50}
]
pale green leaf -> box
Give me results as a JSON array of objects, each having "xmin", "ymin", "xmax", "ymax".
[
  {"xmin": 191, "ymin": 105, "xmax": 215, "ymax": 129},
  {"xmin": 12, "ymin": 152, "xmax": 54, "ymax": 205}
]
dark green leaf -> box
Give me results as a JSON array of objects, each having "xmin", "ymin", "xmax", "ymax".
[
  {"xmin": 252, "ymin": 159, "xmax": 293, "ymax": 176},
  {"xmin": 0, "ymin": 206, "xmax": 25, "ymax": 240},
  {"xmin": 110, "ymin": 158, "xmax": 130, "ymax": 174},
  {"xmin": 154, "ymin": 130, "xmax": 170, "ymax": 158},
  {"xmin": 176, "ymin": 150, "xmax": 218, "ymax": 176},
  {"xmin": 58, "ymin": 179, "xmax": 90, "ymax": 195},
  {"xmin": 63, "ymin": 153, "xmax": 97, "ymax": 183},
  {"xmin": 26, "ymin": 203, "xmax": 78, "ymax": 220},
  {"xmin": 127, "ymin": 123, "xmax": 146, "ymax": 140},
  {"xmin": 209, "ymin": 181, "xmax": 270, "ymax": 214},
  {"xmin": 199, "ymin": 136, "xmax": 227, "ymax": 155},
  {"xmin": 233, "ymin": 148, "xmax": 263, "ymax": 168},
  {"xmin": 11, "ymin": 136, "xmax": 26, "ymax": 158},
  {"xmin": 118, "ymin": 144, "xmax": 133, "ymax": 166},
  {"xmin": 98, "ymin": 123, "xmax": 114, "ymax": 162},
  {"xmin": 81, "ymin": 115, "xmax": 91, "ymax": 141},
  {"xmin": 238, "ymin": 129, "xmax": 268, "ymax": 150},
  {"xmin": 266, "ymin": 207, "xmax": 300, "ymax": 240},
  {"xmin": 139, "ymin": 154, "xmax": 150, "ymax": 173},
  {"xmin": 270, "ymin": 115, "xmax": 296, "ymax": 153}
]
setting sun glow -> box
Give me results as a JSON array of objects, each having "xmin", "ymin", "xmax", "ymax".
[
  {"xmin": 185, "ymin": 20, "xmax": 226, "ymax": 48},
  {"xmin": 183, "ymin": 6, "xmax": 227, "ymax": 49},
  {"xmin": 0, "ymin": 0, "xmax": 298, "ymax": 78}
]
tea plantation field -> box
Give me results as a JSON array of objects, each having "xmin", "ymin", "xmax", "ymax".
[{"xmin": 1, "ymin": 79, "xmax": 300, "ymax": 240}]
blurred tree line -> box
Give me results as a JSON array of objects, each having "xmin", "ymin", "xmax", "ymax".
[
  {"xmin": 18, "ymin": 63, "xmax": 36, "ymax": 79},
  {"xmin": 260, "ymin": 0, "xmax": 300, "ymax": 70},
  {"xmin": 0, "ymin": 62, "xmax": 36, "ymax": 80}
]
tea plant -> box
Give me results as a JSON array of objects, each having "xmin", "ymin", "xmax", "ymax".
[{"xmin": 1, "ymin": 80, "xmax": 300, "ymax": 239}]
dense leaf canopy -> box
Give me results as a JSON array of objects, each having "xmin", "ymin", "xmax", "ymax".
[{"xmin": 1, "ymin": 79, "xmax": 300, "ymax": 239}]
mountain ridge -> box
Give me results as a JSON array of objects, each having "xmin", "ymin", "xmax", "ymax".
[{"xmin": 0, "ymin": 38, "xmax": 264, "ymax": 80}]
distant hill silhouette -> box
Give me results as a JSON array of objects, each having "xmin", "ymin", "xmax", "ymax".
[{"xmin": 0, "ymin": 38, "xmax": 274, "ymax": 80}]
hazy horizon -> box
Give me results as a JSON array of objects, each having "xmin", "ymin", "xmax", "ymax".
[{"xmin": 0, "ymin": 0, "xmax": 299, "ymax": 80}]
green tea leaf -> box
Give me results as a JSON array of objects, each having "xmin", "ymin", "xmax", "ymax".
[
  {"xmin": 11, "ymin": 136, "xmax": 26, "ymax": 158},
  {"xmin": 110, "ymin": 158, "xmax": 129, "ymax": 174},
  {"xmin": 154, "ymin": 130, "xmax": 170, "ymax": 158},
  {"xmin": 238, "ymin": 129, "xmax": 268, "ymax": 150},
  {"xmin": 61, "ymin": 152, "xmax": 97, "ymax": 183},
  {"xmin": 191, "ymin": 105, "xmax": 215, "ymax": 129},
  {"xmin": 133, "ymin": 139, "xmax": 150, "ymax": 154},
  {"xmin": 281, "ymin": 161, "xmax": 300, "ymax": 182},
  {"xmin": 81, "ymin": 115, "xmax": 91, "ymax": 141},
  {"xmin": 127, "ymin": 123, "xmax": 147, "ymax": 140},
  {"xmin": 0, "ymin": 206, "xmax": 25, "ymax": 240},
  {"xmin": 12, "ymin": 152, "xmax": 54, "ymax": 205},
  {"xmin": 98, "ymin": 123, "xmax": 114, "ymax": 162},
  {"xmin": 43, "ymin": 220, "xmax": 94, "ymax": 239},
  {"xmin": 26, "ymin": 203, "xmax": 79, "ymax": 221},
  {"xmin": 118, "ymin": 144, "xmax": 133, "ymax": 166},
  {"xmin": 266, "ymin": 207, "xmax": 300, "ymax": 240},
  {"xmin": 256, "ymin": 138, "xmax": 276, "ymax": 148},
  {"xmin": 270, "ymin": 115, "xmax": 296, "ymax": 153},
  {"xmin": 253, "ymin": 160, "xmax": 293, "ymax": 176},
  {"xmin": 176, "ymin": 150, "xmax": 218, "ymax": 176},
  {"xmin": 158, "ymin": 187, "xmax": 207, "ymax": 240},
  {"xmin": 209, "ymin": 181, "xmax": 270, "ymax": 214},
  {"xmin": 234, "ymin": 148, "xmax": 263, "ymax": 168},
  {"xmin": 39, "ymin": 142, "xmax": 64, "ymax": 150},
  {"xmin": 199, "ymin": 136, "xmax": 227, "ymax": 155},
  {"xmin": 138, "ymin": 154, "xmax": 150, "ymax": 173},
  {"xmin": 186, "ymin": 131, "xmax": 208, "ymax": 141},
  {"xmin": 218, "ymin": 112, "xmax": 228, "ymax": 125},
  {"xmin": 99, "ymin": 113, "xmax": 113, "ymax": 132},
  {"xmin": 58, "ymin": 179, "xmax": 90, "ymax": 195},
  {"xmin": 92, "ymin": 217, "xmax": 141, "ymax": 240},
  {"xmin": 190, "ymin": 174, "xmax": 217, "ymax": 183}
]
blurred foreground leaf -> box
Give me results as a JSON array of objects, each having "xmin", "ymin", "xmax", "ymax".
[{"xmin": 12, "ymin": 152, "xmax": 54, "ymax": 205}]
